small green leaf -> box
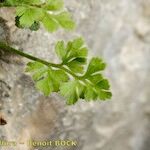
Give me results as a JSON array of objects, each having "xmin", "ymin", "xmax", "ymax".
[
  {"xmin": 27, "ymin": 0, "xmax": 41, "ymax": 4},
  {"xmin": 16, "ymin": 6, "xmax": 27, "ymax": 16},
  {"xmin": 66, "ymin": 60, "xmax": 84, "ymax": 74},
  {"xmin": 16, "ymin": 7, "xmax": 44, "ymax": 27},
  {"xmin": 77, "ymin": 47, "xmax": 88, "ymax": 58},
  {"xmin": 97, "ymin": 79, "xmax": 110, "ymax": 90},
  {"xmin": 26, "ymin": 61, "xmax": 69, "ymax": 95},
  {"xmin": 36, "ymin": 73, "xmax": 52, "ymax": 96},
  {"xmin": 53, "ymin": 70, "xmax": 68, "ymax": 83},
  {"xmin": 60, "ymin": 80, "xmax": 84, "ymax": 105},
  {"xmin": 55, "ymin": 37, "xmax": 88, "ymax": 74},
  {"xmin": 55, "ymin": 41, "xmax": 66, "ymax": 60},
  {"xmin": 5, "ymin": 0, "xmax": 20, "ymax": 5},
  {"xmin": 26, "ymin": 62, "xmax": 45, "ymax": 72},
  {"xmin": 32, "ymin": 68, "xmax": 47, "ymax": 81},
  {"xmin": 52, "ymin": 69, "xmax": 69, "ymax": 91},
  {"xmin": 42, "ymin": 13, "xmax": 59, "ymax": 32},
  {"xmin": 98, "ymin": 90, "xmax": 112, "ymax": 100},
  {"xmin": 55, "ymin": 12, "xmax": 76, "ymax": 30},
  {"xmin": 84, "ymin": 84, "xmax": 97, "ymax": 101},
  {"xmin": 62, "ymin": 38, "xmax": 87, "ymax": 62},
  {"xmin": 44, "ymin": 0, "xmax": 64, "ymax": 11},
  {"xmin": 72, "ymin": 37, "xmax": 84, "ymax": 50},
  {"xmin": 60, "ymin": 80, "xmax": 85, "ymax": 105},
  {"xmin": 86, "ymin": 58, "xmax": 106, "ymax": 75},
  {"xmin": 87, "ymin": 74, "xmax": 103, "ymax": 84},
  {"xmin": 60, "ymin": 80, "xmax": 78, "ymax": 105}
]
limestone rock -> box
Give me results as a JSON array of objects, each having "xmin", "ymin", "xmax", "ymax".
[{"xmin": 0, "ymin": 0, "xmax": 150, "ymax": 150}]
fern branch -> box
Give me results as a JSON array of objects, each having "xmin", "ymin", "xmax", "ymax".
[
  {"xmin": 0, "ymin": 36, "xmax": 112, "ymax": 105},
  {"xmin": 0, "ymin": 0, "xmax": 75, "ymax": 32},
  {"xmin": 0, "ymin": 2, "xmax": 46, "ymax": 8}
]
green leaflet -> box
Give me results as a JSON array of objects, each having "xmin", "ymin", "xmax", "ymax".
[
  {"xmin": 83, "ymin": 79, "xmax": 112, "ymax": 101},
  {"xmin": 41, "ymin": 11, "xmax": 75, "ymax": 32},
  {"xmin": 54, "ymin": 12, "xmax": 76, "ymax": 30},
  {"xmin": 60, "ymin": 80, "xmax": 78, "ymax": 105},
  {"xmin": 55, "ymin": 37, "xmax": 87, "ymax": 74},
  {"xmin": 26, "ymin": 38, "xmax": 112, "ymax": 105},
  {"xmin": 42, "ymin": 13, "xmax": 59, "ymax": 32},
  {"xmin": 16, "ymin": 7, "xmax": 44, "ymax": 27},
  {"xmin": 84, "ymin": 84, "xmax": 98, "ymax": 100},
  {"xmin": 36, "ymin": 73, "xmax": 53, "ymax": 96},
  {"xmin": 97, "ymin": 79, "xmax": 110, "ymax": 90},
  {"xmin": 26, "ymin": 62, "xmax": 68, "ymax": 96},
  {"xmin": 44, "ymin": 0, "xmax": 64, "ymax": 11},
  {"xmin": 85, "ymin": 57, "xmax": 106, "ymax": 75},
  {"xmin": 66, "ymin": 59, "xmax": 85, "ymax": 74},
  {"xmin": 55, "ymin": 41, "xmax": 66, "ymax": 60},
  {"xmin": 60, "ymin": 80, "xmax": 84, "ymax": 105}
]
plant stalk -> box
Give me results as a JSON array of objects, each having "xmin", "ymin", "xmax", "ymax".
[
  {"xmin": 0, "ymin": 2, "xmax": 46, "ymax": 8},
  {"xmin": 0, "ymin": 41, "xmax": 80, "ymax": 79}
]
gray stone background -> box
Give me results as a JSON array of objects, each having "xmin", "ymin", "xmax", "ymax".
[{"xmin": 0, "ymin": 0, "xmax": 150, "ymax": 150}]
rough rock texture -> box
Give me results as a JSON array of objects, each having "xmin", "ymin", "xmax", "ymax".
[{"xmin": 0, "ymin": 0, "xmax": 150, "ymax": 150}]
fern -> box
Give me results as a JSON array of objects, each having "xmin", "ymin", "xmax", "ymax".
[
  {"xmin": 0, "ymin": 0, "xmax": 112, "ymax": 105},
  {"xmin": 2, "ymin": 0, "xmax": 75, "ymax": 32}
]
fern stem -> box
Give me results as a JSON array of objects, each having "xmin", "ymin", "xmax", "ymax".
[
  {"xmin": 0, "ymin": 41, "xmax": 80, "ymax": 79},
  {"xmin": 0, "ymin": 3, "xmax": 45, "ymax": 8},
  {"xmin": 0, "ymin": 42, "xmax": 59, "ymax": 67}
]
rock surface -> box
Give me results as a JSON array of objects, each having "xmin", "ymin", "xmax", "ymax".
[{"xmin": 0, "ymin": 0, "xmax": 150, "ymax": 150}]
